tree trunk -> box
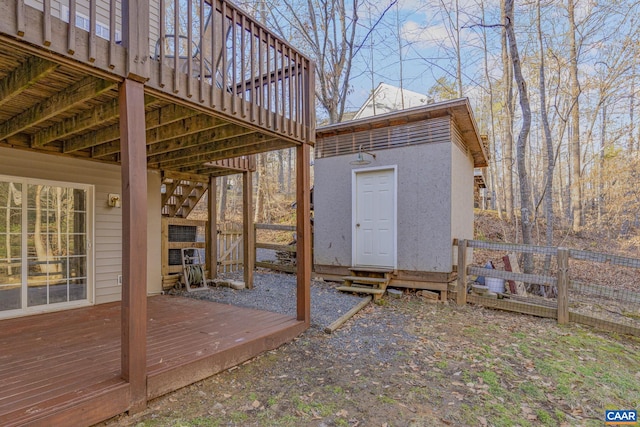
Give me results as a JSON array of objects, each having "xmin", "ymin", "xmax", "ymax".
[
  {"xmin": 34, "ymin": 185, "xmax": 57, "ymax": 273},
  {"xmin": 501, "ymin": 0, "xmax": 514, "ymax": 221},
  {"xmin": 481, "ymin": 0, "xmax": 501, "ymax": 215},
  {"xmin": 567, "ymin": 0, "xmax": 582, "ymax": 232},
  {"xmin": 630, "ymin": 68, "xmax": 635, "ymax": 153},
  {"xmin": 287, "ymin": 148, "xmax": 293, "ymax": 196},
  {"xmin": 454, "ymin": 0, "xmax": 463, "ymax": 97},
  {"xmin": 598, "ymin": 103, "xmax": 607, "ymax": 225},
  {"xmin": 56, "ymin": 187, "xmax": 62, "ymax": 254},
  {"xmin": 278, "ymin": 150, "xmax": 285, "ymax": 193},
  {"xmin": 505, "ymin": 0, "xmax": 534, "ymax": 274},
  {"xmin": 254, "ymin": 154, "xmax": 266, "ymax": 223},
  {"xmin": 537, "ymin": 0, "xmax": 555, "ymax": 275},
  {"xmin": 219, "ymin": 176, "xmax": 228, "ymax": 223}
]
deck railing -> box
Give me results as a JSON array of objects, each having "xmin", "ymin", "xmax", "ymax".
[
  {"xmin": 155, "ymin": 0, "xmax": 312, "ymax": 139},
  {"xmin": 6, "ymin": 0, "xmax": 314, "ymax": 142}
]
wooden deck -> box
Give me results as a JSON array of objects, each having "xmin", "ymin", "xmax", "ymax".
[{"xmin": 0, "ymin": 296, "xmax": 306, "ymax": 426}]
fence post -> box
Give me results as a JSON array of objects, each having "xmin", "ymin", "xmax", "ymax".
[
  {"xmin": 456, "ymin": 239, "xmax": 467, "ymax": 306},
  {"xmin": 254, "ymin": 224, "xmax": 257, "ymax": 275},
  {"xmin": 557, "ymin": 248, "xmax": 569, "ymax": 324}
]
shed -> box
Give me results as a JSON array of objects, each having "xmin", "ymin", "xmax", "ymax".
[{"xmin": 313, "ymin": 97, "xmax": 487, "ymax": 294}]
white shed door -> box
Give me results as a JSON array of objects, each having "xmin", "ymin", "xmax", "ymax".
[{"xmin": 353, "ymin": 168, "xmax": 396, "ymax": 268}]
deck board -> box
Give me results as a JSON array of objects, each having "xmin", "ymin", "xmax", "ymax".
[{"xmin": 0, "ymin": 295, "xmax": 305, "ymax": 426}]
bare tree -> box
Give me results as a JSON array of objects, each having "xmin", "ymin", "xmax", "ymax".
[
  {"xmin": 501, "ymin": 0, "xmax": 515, "ymax": 222},
  {"xmin": 505, "ymin": 0, "xmax": 533, "ymax": 272},
  {"xmin": 266, "ymin": 0, "xmax": 396, "ymax": 123},
  {"xmin": 567, "ymin": 0, "xmax": 583, "ymax": 232},
  {"xmin": 537, "ymin": 0, "xmax": 555, "ymax": 255}
]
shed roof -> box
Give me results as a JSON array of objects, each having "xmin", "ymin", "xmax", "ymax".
[{"xmin": 318, "ymin": 98, "xmax": 488, "ymax": 168}]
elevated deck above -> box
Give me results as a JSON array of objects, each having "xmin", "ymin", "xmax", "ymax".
[{"xmin": 0, "ymin": 0, "xmax": 314, "ymax": 175}]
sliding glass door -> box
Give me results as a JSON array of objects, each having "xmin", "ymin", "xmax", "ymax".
[{"xmin": 1, "ymin": 177, "xmax": 92, "ymax": 316}]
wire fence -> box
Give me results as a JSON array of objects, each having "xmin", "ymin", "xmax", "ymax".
[{"xmin": 455, "ymin": 239, "xmax": 640, "ymax": 337}]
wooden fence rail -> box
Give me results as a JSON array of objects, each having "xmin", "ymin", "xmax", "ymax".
[
  {"xmin": 254, "ymin": 223, "xmax": 296, "ymax": 273},
  {"xmin": 455, "ymin": 239, "xmax": 640, "ymax": 337}
]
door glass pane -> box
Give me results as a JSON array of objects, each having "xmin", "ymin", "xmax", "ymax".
[
  {"xmin": 0, "ymin": 261, "xmax": 21, "ymax": 311},
  {"xmin": 72, "ymin": 188, "xmax": 86, "ymax": 212},
  {"xmin": 0, "ymin": 182, "xmax": 7, "ymax": 207},
  {"xmin": 69, "ymin": 256, "xmax": 87, "ymax": 279},
  {"xmin": 26, "ymin": 184, "xmax": 88, "ymax": 307},
  {"xmin": 9, "ymin": 208, "xmax": 21, "ymax": 230},
  {"xmin": 0, "ymin": 182, "xmax": 22, "ymax": 208},
  {"xmin": 1, "ymin": 180, "xmax": 22, "ymax": 312},
  {"xmin": 49, "ymin": 279, "xmax": 68, "ymax": 304},
  {"xmin": 69, "ymin": 278, "xmax": 87, "ymax": 301},
  {"xmin": 68, "ymin": 235, "xmax": 86, "ymax": 255},
  {"xmin": 9, "ymin": 234, "xmax": 21, "ymax": 259},
  {"xmin": 2, "ymin": 179, "xmax": 89, "ymax": 312}
]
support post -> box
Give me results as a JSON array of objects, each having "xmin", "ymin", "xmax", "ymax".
[
  {"xmin": 119, "ymin": 78, "xmax": 147, "ymax": 411},
  {"xmin": 207, "ymin": 176, "xmax": 217, "ymax": 280},
  {"xmin": 122, "ymin": 0, "xmax": 149, "ymax": 80},
  {"xmin": 296, "ymin": 143, "xmax": 311, "ymax": 325},
  {"xmin": 557, "ymin": 248, "xmax": 569, "ymax": 324},
  {"xmin": 456, "ymin": 239, "xmax": 467, "ymax": 306},
  {"xmin": 243, "ymin": 171, "xmax": 254, "ymax": 289}
]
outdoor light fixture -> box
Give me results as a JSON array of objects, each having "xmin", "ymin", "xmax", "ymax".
[
  {"xmin": 349, "ymin": 145, "xmax": 377, "ymax": 166},
  {"xmin": 107, "ymin": 193, "xmax": 121, "ymax": 208}
]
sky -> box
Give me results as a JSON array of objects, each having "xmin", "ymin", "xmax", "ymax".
[{"xmin": 345, "ymin": 0, "xmax": 501, "ymax": 112}]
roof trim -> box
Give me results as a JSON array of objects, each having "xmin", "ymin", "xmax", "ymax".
[{"xmin": 317, "ymin": 98, "xmax": 488, "ymax": 168}]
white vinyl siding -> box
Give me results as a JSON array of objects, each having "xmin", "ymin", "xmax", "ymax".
[
  {"xmin": 0, "ymin": 148, "xmax": 163, "ymax": 307},
  {"xmin": 0, "ymin": 149, "xmax": 118, "ymax": 306}
]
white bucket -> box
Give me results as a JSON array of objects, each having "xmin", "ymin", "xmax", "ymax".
[{"xmin": 485, "ymin": 277, "xmax": 505, "ymax": 293}]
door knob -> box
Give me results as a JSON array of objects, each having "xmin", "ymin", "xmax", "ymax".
[{"xmin": 356, "ymin": 223, "xmax": 360, "ymax": 227}]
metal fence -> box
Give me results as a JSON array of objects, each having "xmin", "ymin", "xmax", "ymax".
[{"xmin": 455, "ymin": 239, "xmax": 640, "ymax": 337}]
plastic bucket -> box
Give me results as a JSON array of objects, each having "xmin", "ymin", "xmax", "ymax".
[{"xmin": 485, "ymin": 277, "xmax": 505, "ymax": 293}]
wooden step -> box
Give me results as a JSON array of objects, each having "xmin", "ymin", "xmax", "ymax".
[
  {"xmin": 349, "ymin": 267, "xmax": 393, "ymax": 274},
  {"xmin": 337, "ymin": 286, "xmax": 385, "ymax": 295},
  {"xmin": 341, "ymin": 276, "xmax": 388, "ymax": 286}
]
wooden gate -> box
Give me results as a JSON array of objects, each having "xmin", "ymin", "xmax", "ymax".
[{"xmin": 218, "ymin": 225, "xmax": 243, "ymax": 273}]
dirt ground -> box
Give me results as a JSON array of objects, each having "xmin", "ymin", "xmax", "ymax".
[
  {"xmin": 103, "ymin": 293, "xmax": 640, "ymax": 427},
  {"xmin": 101, "ymin": 211, "xmax": 640, "ymax": 427}
]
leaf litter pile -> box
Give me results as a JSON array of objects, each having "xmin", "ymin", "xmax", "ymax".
[{"xmin": 104, "ymin": 294, "xmax": 640, "ymax": 427}]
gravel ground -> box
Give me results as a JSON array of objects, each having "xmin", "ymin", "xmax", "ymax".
[{"xmin": 169, "ymin": 270, "xmax": 369, "ymax": 331}]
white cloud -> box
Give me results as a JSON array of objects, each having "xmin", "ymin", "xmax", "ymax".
[{"xmin": 402, "ymin": 20, "xmax": 482, "ymax": 50}]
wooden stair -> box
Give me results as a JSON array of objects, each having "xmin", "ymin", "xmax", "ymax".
[
  {"xmin": 161, "ymin": 178, "xmax": 208, "ymax": 218},
  {"xmin": 337, "ymin": 267, "xmax": 393, "ymax": 301}
]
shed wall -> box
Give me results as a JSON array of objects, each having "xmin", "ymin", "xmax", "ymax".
[
  {"xmin": 314, "ymin": 142, "xmax": 455, "ymax": 273},
  {"xmin": 450, "ymin": 123, "xmax": 475, "ymax": 264},
  {"xmin": 0, "ymin": 147, "xmax": 162, "ymax": 305}
]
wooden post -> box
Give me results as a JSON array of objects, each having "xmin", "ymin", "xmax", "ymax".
[
  {"xmin": 296, "ymin": 143, "xmax": 311, "ymax": 325},
  {"xmin": 119, "ymin": 79, "xmax": 147, "ymax": 412},
  {"xmin": 304, "ymin": 61, "xmax": 316, "ymax": 144},
  {"xmin": 253, "ymin": 223, "xmax": 257, "ymax": 277},
  {"xmin": 557, "ymin": 248, "xmax": 569, "ymax": 324},
  {"xmin": 243, "ymin": 171, "xmax": 254, "ymax": 289},
  {"xmin": 122, "ymin": 0, "xmax": 150, "ymax": 81},
  {"xmin": 456, "ymin": 239, "xmax": 467, "ymax": 305},
  {"xmin": 160, "ymin": 217, "xmax": 168, "ymax": 278},
  {"xmin": 207, "ymin": 176, "xmax": 217, "ymax": 280}
]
